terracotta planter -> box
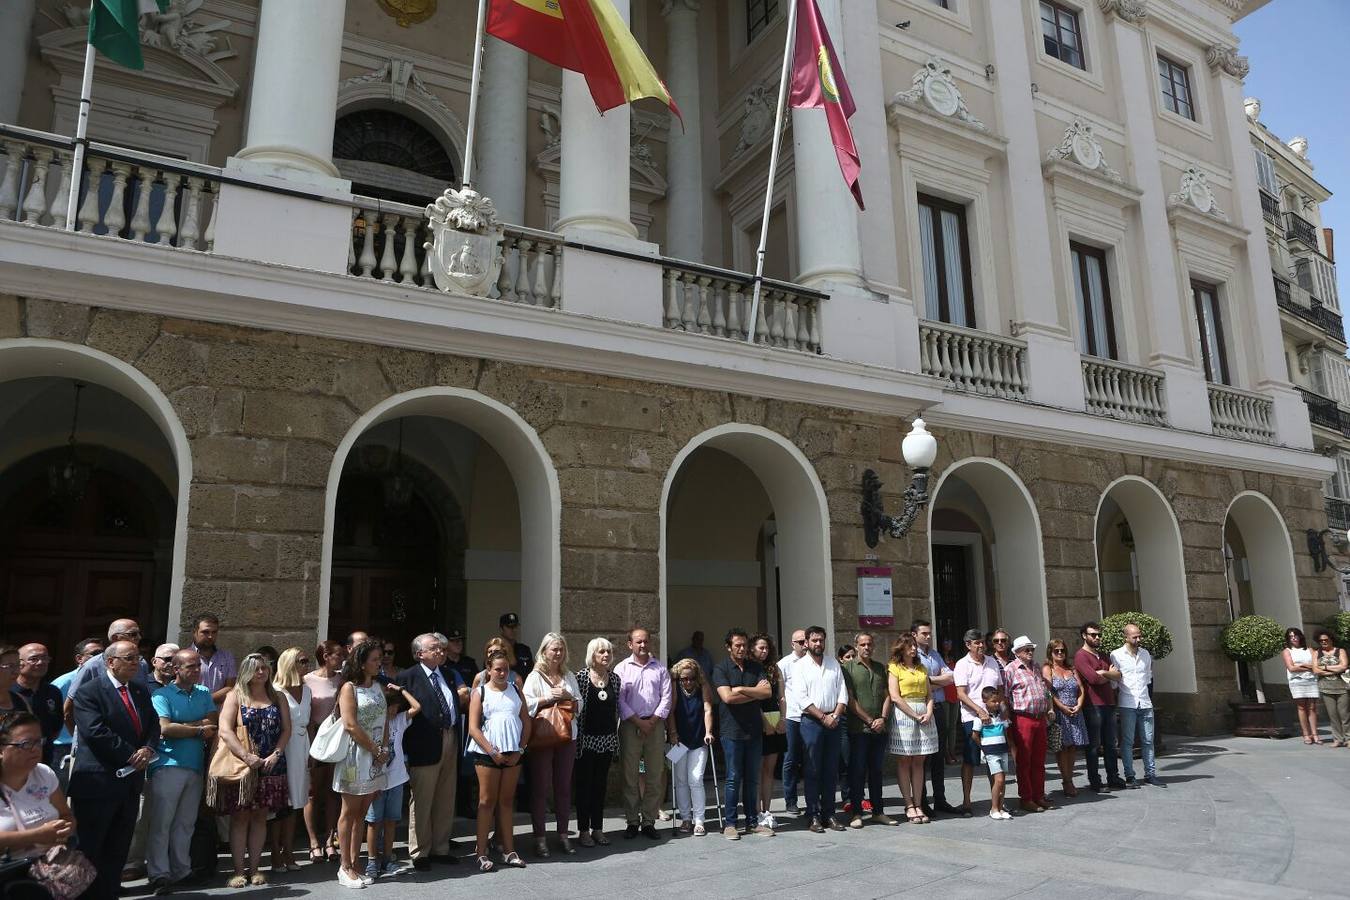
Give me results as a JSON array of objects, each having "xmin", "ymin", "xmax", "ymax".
[{"xmin": 1229, "ymin": 699, "xmax": 1299, "ymax": 738}]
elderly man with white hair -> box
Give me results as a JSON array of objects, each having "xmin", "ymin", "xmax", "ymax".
[{"xmin": 395, "ymin": 633, "xmax": 465, "ymax": 870}]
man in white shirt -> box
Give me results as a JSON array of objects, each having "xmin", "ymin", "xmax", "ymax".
[
  {"xmin": 777, "ymin": 628, "xmax": 807, "ymax": 813},
  {"xmin": 787, "ymin": 626, "xmax": 849, "ymax": 833},
  {"xmin": 1110, "ymin": 624, "xmax": 1159, "ymax": 787}
]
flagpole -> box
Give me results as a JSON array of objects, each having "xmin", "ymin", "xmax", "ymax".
[
  {"xmin": 65, "ymin": 38, "xmax": 96, "ymax": 231},
  {"xmin": 461, "ymin": 0, "xmax": 490, "ymax": 190},
  {"xmin": 744, "ymin": 0, "xmax": 800, "ymax": 344}
]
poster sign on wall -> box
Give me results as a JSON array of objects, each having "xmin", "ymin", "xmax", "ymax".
[{"xmin": 857, "ymin": 566, "xmax": 894, "ymax": 627}]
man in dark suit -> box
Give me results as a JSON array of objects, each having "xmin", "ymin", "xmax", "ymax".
[
  {"xmin": 396, "ymin": 633, "xmax": 464, "ymax": 870},
  {"xmin": 70, "ymin": 640, "xmax": 161, "ymax": 900}
]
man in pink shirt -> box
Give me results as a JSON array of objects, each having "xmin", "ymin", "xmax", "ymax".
[
  {"xmin": 615, "ymin": 627, "xmax": 671, "ymax": 839},
  {"xmin": 952, "ymin": 628, "xmax": 1003, "ymax": 817}
]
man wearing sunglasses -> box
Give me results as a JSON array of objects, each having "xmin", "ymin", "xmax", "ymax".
[
  {"xmin": 64, "ymin": 620, "xmax": 152, "ymax": 735},
  {"xmin": 1074, "ymin": 622, "xmax": 1125, "ymax": 792},
  {"xmin": 776, "ymin": 629, "xmax": 808, "ymax": 815}
]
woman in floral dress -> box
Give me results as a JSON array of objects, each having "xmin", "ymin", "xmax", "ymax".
[
  {"xmin": 333, "ymin": 641, "xmax": 389, "ymax": 889},
  {"xmin": 1043, "ymin": 640, "xmax": 1088, "ymax": 797}
]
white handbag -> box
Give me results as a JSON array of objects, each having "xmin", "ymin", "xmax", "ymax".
[{"xmin": 309, "ymin": 709, "xmax": 351, "ymax": 764}]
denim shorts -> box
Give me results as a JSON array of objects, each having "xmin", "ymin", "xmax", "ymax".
[
  {"xmin": 960, "ymin": 721, "xmax": 983, "ymax": 766},
  {"xmin": 364, "ymin": 783, "xmax": 405, "ymax": 823},
  {"xmin": 985, "ymin": 751, "xmax": 1011, "ymax": 775}
]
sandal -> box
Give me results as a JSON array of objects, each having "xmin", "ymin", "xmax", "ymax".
[
  {"xmin": 905, "ymin": 805, "xmax": 922, "ymax": 824},
  {"xmin": 501, "ymin": 851, "xmax": 526, "ymax": 869},
  {"xmin": 477, "ymin": 854, "xmax": 495, "ymax": 872},
  {"xmin": 1304, "ymin": 737, "xmax": 1314, "ymax": 744},
  {"xmin": 310, "ymin": 846, "xmax": 325, "ymax": 864},
  {"xmin": 592, "ymin": 830, "xmax": 610, "ymax": 846},
  {"xmin": 227, "ymin": 875, "xmax": 248, "ymax": 889}
]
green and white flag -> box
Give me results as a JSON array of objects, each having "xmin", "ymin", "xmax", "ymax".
[{"xmin": 88, "ymin": 0, "xmax": 169, "ymax": 70}]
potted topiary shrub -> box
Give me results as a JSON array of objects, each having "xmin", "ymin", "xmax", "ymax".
[
  {"xmin": 1222, "ymin": 614, "xmax": 1298, "ymax": 738},
  {"xmin": 1327, "ymin": 611, "xmax": 1350, "ymax": 648},
  {"xmin": 1099, "ymin": 612, "xmax": 1172, "ymax": 749}
]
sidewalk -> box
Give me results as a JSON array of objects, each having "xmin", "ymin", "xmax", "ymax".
[{"xmin": 155, "ymin": 733, "xmax": 1350, "ymax": 899}]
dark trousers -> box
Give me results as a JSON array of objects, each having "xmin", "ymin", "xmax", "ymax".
[
  {"xmin": 720, "ymin": 733, "xmax": 763, "ymax": 827},
  {"xmin": 1083, "ymin": 703, "xmax": 1121, "ymax": 786},
  {"xmin": 799, "ymin": 717, "xmax": 842, "ymax": 823},
  {"xmin": 573, "ymin": 748, "xmax": 613, "ymax": 833},
  {"xmin": 922, "ymin": 703, "xmax": 949, "ymax": 806},
  {"xmin": 847, "ymin": 730, "xmax": 886, "ymax": 816},
  {"xmin": 782, "ymin": 717, "xmax": 804, "ymax": 807},
  {"xmin": 72, "ymin": 782, "xmax": 142, "ymax": 900}
]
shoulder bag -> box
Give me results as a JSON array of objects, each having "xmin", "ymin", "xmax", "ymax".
[
  {"xmin": 206, "ymin": 722, "xmax": 258, "ymax": 809},
  {"xmin": 529, "ymin": 675, "xmax": 575, "ymax": 750},
  {"xmin": 310, "ymin": 706, "xmax": 352, "ymax": 764},
  {"xmin": 2, "ymin": 791, "xmax": 96, "ymax": 900}
]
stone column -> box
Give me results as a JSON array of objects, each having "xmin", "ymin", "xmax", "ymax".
[
  {"xmin": 986, "ymin": 0, "xmax": 1083, "ymax": 411},
  {"xmin": 1103, "ymin": 8, "xmax": 1211, "ymax": 432},
  {"xmin": 234, "ymin": 0, "xmax": 347, "ymax": 180},
  {"xmin": 661, "ymin": 0, "xmax": 703, "ymax": 261},
  {"xmin": 0, "ymin": 0, "xmax": 37, "ymax": 124},
  {"xmin": 557, "ymin": 0, "xmax": 636, "ymax": 240},
  {"xmin": 790, "ymin": 0, "xmax": 863, "ymax": 287},
  {"xmin": 1212, "ymin": 51, "xmax": 1313, "ymax": 449},
  {"xmin": 476, "ymin": 36, "xmax": 528, "ymax": 225}
]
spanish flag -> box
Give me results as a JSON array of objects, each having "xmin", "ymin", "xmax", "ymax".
[{"xmin": 488, "ymin": 0, "xmax": 681, "ymax": 121}]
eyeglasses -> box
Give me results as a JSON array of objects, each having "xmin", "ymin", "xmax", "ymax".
[
  {"xmin": 119, "ymin": 629, "xmax": 142, "ymax": 638},
  {"xmin": 992, "ymin": 638, "xmax": 1009, "ymax": 644},
  {"xmin": 155, "ymin": 656, "xmax": 176, "ymax": 663},
  {"xmin": 1052, "ymin": 649, "xmax": 1066, "ymax": 655},
  {"xmin": 1, "ymin": 739, "xmax": 43, "ymax": 751},
  {"xmin": 791, "ymin": 640, "xmax": 805, "ymax": 646},
  {"xmin": 678, "ymin": 676, "xmax": 696, "ymax": 683}
]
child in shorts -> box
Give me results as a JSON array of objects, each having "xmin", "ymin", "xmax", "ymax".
[
  {"xmin": 365, "ymin": 685, "xmax": 420, "ymax": 878},
  {"xmin": 976, "ymin": 686, "xmax": 1012, "ymax": 820}
]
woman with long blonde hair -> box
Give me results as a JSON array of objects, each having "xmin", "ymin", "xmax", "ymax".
[
  {"xmin": 523, "ymin": 632, "xmax": 582, "ymax": 856},
  {"xmin": 268, "ymin": 647, "xmax": 311, "ymax": 871}
]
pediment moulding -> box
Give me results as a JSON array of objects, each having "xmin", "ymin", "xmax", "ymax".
[
  {"xmin": 1096, "ymin": 0, "xmax": 1148, "ymax": 23},
  {"xmin": 1204, "ymin": 44, "xmax": 1250, "ymax": 79},
  {"xmin": 889, "ymin": 57, "xmax": 987, "ymax": 131},
  {"xmin": 1045, "ymin": 118, "xmax": 1122, "ymax": 182},
  {"xmin": 57, "ymin": 0, "xmax": 237, "ymax": 63},
  {"xmin": 39, "ymin": 28, "xmax": 238, "ymax": 103}
]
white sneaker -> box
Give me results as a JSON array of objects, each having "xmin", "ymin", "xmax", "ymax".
[
  {"xmin": 337, "ymin": 870, "xmax": 366, "ymax": 890},
  {"xmin": 998, "ymin": 810, "xmax": 1013, "ymax": 820},
  {"xmin": 761, "ymin": 813, "xmax": 777, "ymax": 830},
  {"xmin": 989, "ymin": 810, "xmax": 1002, "ymax": 820}
]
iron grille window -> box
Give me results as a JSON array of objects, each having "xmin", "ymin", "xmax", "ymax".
[
  {"xmin": 917, "ymin": 193, "xmax": 977, "ymax": 327},
  {"xmin": 1040, "ymin": 1, "xmax": 1085, "ymax": 69},
  {"xmin": 1158, "ymin": 55, "xmax": 1195, "ymax": 120},
  {"xmin": 747, "ymin": 0, "xmax": 779, "ymax": 43}
]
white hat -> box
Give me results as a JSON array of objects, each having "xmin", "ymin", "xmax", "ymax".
[{"xmin": 1011, "ymin": 635, "xmax": 1036, "ymax": 652}]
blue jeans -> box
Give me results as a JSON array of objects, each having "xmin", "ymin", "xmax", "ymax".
[
  {"xmin": 782, "ymin": 717, "xmax": 803, "ymax": 807},
  {"xmin": 847, "ymin": 730, "xmax": 886, "ymax": 816},
  {"xmin": 799, "ymin": 717, "xmax": 842, "ymax": 823},
  {"xmin": 720, "ymin": 733, "xmax": 763, "ymax": 827},
  {"xmin": 1083, "ymin": 703, "xmax": 1120, "ymax": 786},
  {"xmin": 1118, "ymin": 706, "xmax": 1155, "ymax": 780}
]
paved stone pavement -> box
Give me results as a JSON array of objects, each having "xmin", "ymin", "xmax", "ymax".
[{"xmin": 154, "ymin": 733, "xmax": 1348, "ymax": 899}]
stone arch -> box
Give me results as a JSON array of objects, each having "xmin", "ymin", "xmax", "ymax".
[
  {"xmin": 660, "ymin": 424, "xmax": 832, "ymax": 653},
  {"xmin": 1095, "ymin": 476, "xmax": 1196, "ymax": 693},
  {"xmin": 1225, "ymin": 490, "xmax": 1301, "ymax": 685},
  {"xmin": 0, "ymin": 338, "xmax": 192, "ymax": 636},
  {"xmin": 319, "ymin": 387, "xmax": 560, "ymax": 650},
  {"xmin": 927, "ymin": 457, "xmax": 1050, "ymax": 645},
  {"xmin": 336, "ymin": 81, "xmax": 467, "ymax": 177}
]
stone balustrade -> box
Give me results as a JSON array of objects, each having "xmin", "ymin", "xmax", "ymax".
[
  {"xmin": 1208, "ymin": 383, "xmax": 1276, "ymax": 444},
  {"xmin": 919, "ymin": 320, "xmax": 1028, "ymax": 400},
  {"xmin": 661, "ymin": 263, "xmax": 824, "ymax": 353},
  {"xmin": 1082, "ymin": 357, "xmax": 1167, "ymax": 425},
  {"xmin": 0, "ymin": 125, "xmax": 218, "ymax": 251}
]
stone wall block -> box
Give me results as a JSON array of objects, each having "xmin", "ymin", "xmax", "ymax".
[
  {"xmin": 179, "ymin": 580, "xmax": 227, "ymax": 631},
  {"xmin": 563, "ymin": 384, "xmax": 660, "ymax": 432},
  {"xmin": 595, "ymin": 469, "xmax": 661, "ymax": 510},
  {"xmin": 475, "ymin": 364, "xmax": 564, "ymax": 430},
  {"xmin": 628, "ymin": 593, "xmax": 660, "ymax": 631},
  {"xmin": 561, "ymin": 548, "xmax": 596, "ymax": 588},
  {"xmin": 236, "ymin": 486, "xmax": 325, "ymax": 534},
  {"xmin": 544, "ymin": 427, "xmax": 634, "ymax": 470},
  {"xmin": 559, "ymin": 590, "xmax": 631, "ymax": 631},
  {"xmin": 594, "ymin": 549, "xmax": 658, "ymax": 592},
  {"xmin": 192, "ymin": 435, "xmax": 286, "ymax": 484},
  {"xmin": 187, "ymin": 531, "xmax": 278, "ymax": 579},
  {"xmin": 0, "ymin": 294, "xmax": 21, "ymax": 338},
  {"xmin": 281, "ymin": 440, "xmax": 336, "ymax": 488},
  {"xmin": 24, "ymin": 298, "xmax": 91, "ymax": 343},
  {"xmin": 630, "ymin": 433, "xmax": 679, "ymax": 474},
  {"xmin": 170, "ymin": 386, "xmax": 216, "ymax": 437},
  {"xmin": 225, "ymin": 580, "xmax": 307, "ymax": 626},
  {"xmin": 432, "ymin": 355, "xmax": 482, "ymax": 389},
  {"xmin": 1171, "ymin": 494, "xmax": 1225, "ymax": 524},
  {"xmin": 241, "ymin": 391, "xmax": 355, "ymax": 444},
  {"xmin": 84, "ymin": 309, "xmax": 160, "ymax": 362},
  {"xmin": 276, "ymin": 535, "xmax": 322, "ymax": 580},
  {"xmin": 376, "ymin": 349, "xmax": 435, "ymax": 394},
  {"xmin": 210, "ymin": 342, "xmax": 338, "ymax": 393},
  {"xmin": 728, "ymin": 394, "xmax": 768, "ymax": 427},
  {"xmin": 139, "ymin": 334, "xmax": 210, "ymax": 392},
  {"xmin": 1044, "ymin": 567, "xmax": 1078, "ymax": 599},
  {"xmin": 211, "ymin": 389, "xmax": 245, "ymax": 434},
  {"xmin": 557, "ymin": 468, "xmax": 599, "ymax": 506},
  {"xmin": 188, "ymin": 483, "xmax": 236, "ymax": 529},
  {"xmin": 333, "ymin": 358, "xmax": 392, "ymax": 413},
  {"xmin": 563, "ymin": 507, "xmax": 640, "ymax": 549}
]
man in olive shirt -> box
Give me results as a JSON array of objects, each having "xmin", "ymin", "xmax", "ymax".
[
  {"xmin": 711, "ymin": 628, "xmax": 771, "ymax": 838},
  {"xmin": 842, "ymin": 632, "xmax": 895, "ymax": 828}
]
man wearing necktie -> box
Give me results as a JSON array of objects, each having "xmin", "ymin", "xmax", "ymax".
[
  {"xmin": 70, "ymin": 640, "xmax": 161, "ymax": 900},
  {"xmin": 396, "ymin": 633, "xmax": 465, "ymax": 869}
]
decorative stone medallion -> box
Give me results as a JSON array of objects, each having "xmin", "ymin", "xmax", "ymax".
[
  {"xmin": 424, "ymin": 187, "xmax": 505, "ymax": 296},
  {"xmin": 1167, "ymin": 166, "xmax": 1225, "ymax": 219},
  {"xmin": 890, "ymin": 57, "xmax": 986, "ymax": 130},
  {"xmin": 376, "ymin": 0, "xmax": 437, "ymax": 27},
  {"xmin": 1046, "ymin": 118, "xmax": 1122, "ymax": 181}
]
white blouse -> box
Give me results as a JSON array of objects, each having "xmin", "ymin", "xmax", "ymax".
[
  {"xmin": 478, "ymin": 683, "xmax": 525, "ymax": 754},
  {"xmin": 0, "ymin": 764, "xmax": 61, "ymax": 859},
  {"xmin": 523, "ymin": 669, "xmax": 583, "ymax": 740}
]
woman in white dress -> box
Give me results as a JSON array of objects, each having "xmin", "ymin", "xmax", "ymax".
[
  {"xmin": 468, "ymin": 649, "xmax": 531, "ymax": 872},
  {"xmin": 270, "ymin": 647, "xmax": 312, "ymax": 871},
  {"xmin": 333, "ymin": 641, "xmax": 389, "ymax": 889},
  {"xmin": 1283, "ymin": 627, "xmax": 1320, "ymax": 744}
]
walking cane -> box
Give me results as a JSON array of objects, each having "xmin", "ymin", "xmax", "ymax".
[{"xmin": 707, "ymin": 741, "xmax": 724, "ymax": 831}]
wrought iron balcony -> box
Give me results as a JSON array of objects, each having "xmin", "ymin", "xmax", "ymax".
[
  {"xmin": 1259, "ymin": 190, "xmax": 1281, "ymax": 227},
  {"xmin": 1328, "ymin": 497, "xmax": 1350, "ymax": 532},
  {"xmin": 1296, "ymin": 387, "xmax": 1348, "ymax": 435},
  {"xmin": 1285, "ymin": 211, "xmax": 1319, "ymax": 249},
  {"xmin": 1275, "ymin": 275, "xmax": 1345, "ymax": 344}
]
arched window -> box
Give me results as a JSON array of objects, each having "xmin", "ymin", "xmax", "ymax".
[{"xmin": 332, "ymin": 109, "xmax": 458, "ymax": 206}]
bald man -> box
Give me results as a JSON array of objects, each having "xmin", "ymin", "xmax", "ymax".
[
  {"xmin": 13, "ymin": 642, "xmax": 63, "ymax": 764},
  {"xmin": 64, "ymin": 619, "xmax": 152, "ymax": 733}
]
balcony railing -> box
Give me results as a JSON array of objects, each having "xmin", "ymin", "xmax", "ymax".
[
  {"xmin": 0, "ymin": 125, "xmax": 218, "ymax": 251},
  {"xmin": 1327, "ymin": 497, "xmax": 1350, "ymax": 531},
  {"xmin": 662, "ymin": 262, "xmax": 825, "ymax": 353},
  {"xmin": 919, "ymin": 320, "xmax": 1028, "ymax": 400},
  {"xmin": 1285, "ymin": 211, "xmax": 1319, "ymax": 249},
  {"xmin": 1296, "ymin": 387, "xmax": 1348, "ymax": 435},
  {"xmin": 1208, "ymin": 383, "xmax": 1276, "ymax": 444},
  {"xmin": 1275, "ymin": 274, "xmax": 1346, "ymax": 343},
  {"xmin": 1296, "ymin": 253, "xmax": 1340, "ymax": 311},
  {"xmin": 1082, "ymin": 357, "xmax": 1167, "ymax": 425},
  {"xmin": 1259, "ymin": 190, "xmax": 1281, "ymax": 227}
]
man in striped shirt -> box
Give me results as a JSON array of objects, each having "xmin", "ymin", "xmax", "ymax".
[{"xmin": 1002, "ymin": 635, "xmax": 1052, "ymax": 813}]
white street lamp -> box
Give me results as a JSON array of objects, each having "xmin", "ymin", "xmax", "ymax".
[{"xmin": 861, "ymin": 418, "xmax": 938, "ymax": 547}]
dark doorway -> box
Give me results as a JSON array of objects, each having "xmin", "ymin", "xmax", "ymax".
[{"xmin": 932, "ymin": 544, "xmax": 972, "ymax": 649}]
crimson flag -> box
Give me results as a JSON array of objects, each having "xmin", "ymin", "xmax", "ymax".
[{"xmin": 789, "ymin": 0, "xmax": 863, "ymax": 209}]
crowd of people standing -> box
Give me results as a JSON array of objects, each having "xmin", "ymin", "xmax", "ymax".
[{"xmin": 2, "ymin": 610, "xmax": 1347, "ymax": 897}]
